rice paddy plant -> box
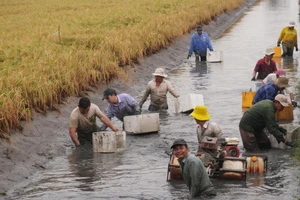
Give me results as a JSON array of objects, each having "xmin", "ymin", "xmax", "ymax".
[{"xmin": 0, "ymin": 0, "xmax": 243, "ymax": 135}]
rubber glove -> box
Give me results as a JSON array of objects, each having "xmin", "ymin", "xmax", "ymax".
[
  {"xmin": 278, "ymin": 126, "xmax": 287, "ymax": 135},
  {"xmin": 187, "ymin": 54, "xmax": 192, "ymax": 59},
  {"xmin": 277, "ymin": 42, "xmax": 281, "ymax": 47},
  {"xmin": 285, "ymin": 141, "xmax": 297, "ymax": 147},
  {"xmin": 251, "ymin": 77, "xmax": 256, "ymax": 81},
  {"xmin": 292, "ymin": 100, "xmax": 298, "ymax": 107}
]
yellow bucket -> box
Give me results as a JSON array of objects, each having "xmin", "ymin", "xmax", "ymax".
[
  {"xmin": 273, "ymin": 47, "xmax": 282, "ymax": 58},
  {"xmin": 242, "ymin": 92, "xmax": 256, "ymax": 108},
  {"xmin": 275, "ymin": 103, "xmax": 294, "ymax": 121}
]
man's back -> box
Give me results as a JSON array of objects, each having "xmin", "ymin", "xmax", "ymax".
[{"xmin": 179, "ymin": 153, "xmax": 216, "ymax": 197}]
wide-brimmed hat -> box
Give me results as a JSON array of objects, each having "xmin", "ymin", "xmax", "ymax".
[
  {"xmin": 274, "ymin": 77, "xmax": 290, "ymax": 88},
  {"xmin": 276, "ymin": 69, "xmax": 285, "ymax": 76},
  {"xmin": 152, "ymin": 68, "xmax": 168, "ymax": 78},
  {"xmin": 288, "ymin": 21, "xmax": 296, "ymax": 27},
  {"xmin": 170, "ymin": 138, "xmax": 188, "ymax": 149},
  {"xmin": 274, "ymin": 94, "xmax": 289, "ymax": 107},
  {"xmin": 190, "ymin": 105, "xmax": 210, "ymax": 121},
  {"xmin": 196, "ymin": 25, "xmax": 203, "ymax": 31},
  {"xmin": 265, "ymin": 47, "xmax": 275, "ymax": 56}
]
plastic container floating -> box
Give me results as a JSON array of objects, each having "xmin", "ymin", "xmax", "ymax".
[
  {"xmin": 246, "ymin": 156, "xmax": 265, "ymax": 173},
  {"xmin": 207, "ymin": 51, "xmax": 223, "ymax": 63},
  {"xmin": 242, "ymin": 92, "xmax": 256, "ymax": 108},
  {"xmin": 124, "ymin": 113, "xmax": 160, "ymax": 134},
  {"xmin": 92, "ymin": 131, "xmax": 126, "ymax": 153},
  {"xmin": 273, "ymin": 46, "xmax": 282, "ymax": 58},
  {"xmin": 177, "ymin": 93, "xmax": 204, "ymax": 113}
]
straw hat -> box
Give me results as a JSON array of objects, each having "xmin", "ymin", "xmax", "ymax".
[
  {"xmin": 274, "ymin": 77, "xmax": 290, "ymax": 88},
  {"xmin": 190, "ymin": 105, "xmax": 210, "ymax": 121},
  {"xmin": 152, "ymin": 68, "xmax": 168, "ymax": 78},
  {"xmin": 265, "ymin": 47, "xmax": 275, "ymax": 56}
]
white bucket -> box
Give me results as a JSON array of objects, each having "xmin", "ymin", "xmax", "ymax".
[{"xmin": 207, "ymin": 51, "xmax": 223, "ymax": 63}]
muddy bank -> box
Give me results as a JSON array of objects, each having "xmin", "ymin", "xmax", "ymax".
[{"xmin": 0, "ymin": 0, "xmax": 257, "ymax": 195}]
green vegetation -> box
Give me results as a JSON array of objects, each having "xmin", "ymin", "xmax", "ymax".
[{"xmin": 0, "ymin": 0, "xmax": 243, "ymax": 137}]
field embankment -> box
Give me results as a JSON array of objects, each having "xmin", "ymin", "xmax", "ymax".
[{"xmin": 0, "ymin": 0, "xmax": 243, "ymax": 136}]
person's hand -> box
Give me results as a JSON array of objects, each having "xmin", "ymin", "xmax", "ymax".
[
  {"xmin": 277, "ymin": 42, "xmax": 281, "ymax": 47},
  {"xmin": 278, "ymin": 126, "xmax": 287, "ymax": 135},
  {"xmin": 296, "ymin": 46, "xmax": 299, "ymax": 51},
  {"xmin": 139, "ymin": 103, "xmax": 143, "ymax": 110},
  {"xmin": 292, "ymin": 100, "xmax": 298, "ymax": 107},
  {"xmin": 187, "ymin": 54, "xmax": 192, "ymax": 59},
  {"xmin": 112, "ymin": 127, "xmax": 119, "ymax": 132},
  {"xmin": 285, "ymin": 141, "xmax": 297, "ymax": 147},
  {"xmin": 251, "ymin": 77, "xmax": 256, "ymax": 81}
]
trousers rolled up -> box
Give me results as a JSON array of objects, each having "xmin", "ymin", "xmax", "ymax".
[{"xmin": 239, "ymin": 128, "xmax": 271, "ymax": 152}]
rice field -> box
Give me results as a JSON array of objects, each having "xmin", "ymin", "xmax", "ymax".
[{"xmin": 0, "ymin": 0, "xmax": 243, "ymax": 137}]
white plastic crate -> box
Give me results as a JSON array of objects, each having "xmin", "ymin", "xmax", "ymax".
[
  {"xmin": 92, "ymin": 131, "xmax": 126, "ymax": 152},
  {"xmin": 177, "ymin": 93, "xmax": 204, "ymax": 113},
  {"xmin": 207, "ymin": 51, "xmax": 223, "ymax": 63},
  {"xmin": 124, "ymin": 113, "xmax": 160, "ymax": 134}
]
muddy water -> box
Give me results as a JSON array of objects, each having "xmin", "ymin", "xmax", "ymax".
[{"xmin": 6, "ymin": 0, "xmax": 300, "ymax": 199}]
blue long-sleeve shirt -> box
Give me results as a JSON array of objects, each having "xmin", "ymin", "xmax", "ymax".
[
  {"xmin": 189, "ymin": 32, "xmax": 213, "ymax": 56},
  {"xmin": 252, "ymin": 82, "xmax": 278, "ymax": 104},
  {"xmin": 106, "ymin": 93, "xmax": 138, "ymax": 121}
]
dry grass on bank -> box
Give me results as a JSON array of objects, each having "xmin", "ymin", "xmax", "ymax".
[{"xmin": 0, "ymin": 0, "xmax": 243, "ymax": 136}]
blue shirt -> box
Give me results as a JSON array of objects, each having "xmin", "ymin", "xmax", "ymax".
[
  {"xmin": 252, "ymin": 82, "xmax": 278, "ymax": 105},
  {"xmin": 189, "ymin": 32, "xmax": 213, "ymax": 56},
  {"xmin": 107, "ymin": 93, "xmax": 138, "ymax": 121}
]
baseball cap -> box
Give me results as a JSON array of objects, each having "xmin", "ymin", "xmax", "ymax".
[
  {"xmin": 274, "ymin": 94, "xmax": 289, "ymax": 107},
  {"xmin": 170, "ymin": 139, "xmax": 188, "ymax": 149}
]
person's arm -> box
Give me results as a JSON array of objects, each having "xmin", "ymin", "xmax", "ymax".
[
  {"xmin": 189, "ymin": 159, "xmax": 202, "ymax": 197},
  {"xmin": 207, "ymin": 35, "xmax": 213, "ymax": 51},
  {"xmin": 188, "ymin": 34, "xmax": 195, "ymax": 55},
  {"xmin": 277, "ymin": 28, "xmax": 285, "ymax": 44},
  {"xmin": 100, "ymin": 115, "xmax": 119, "ymax": 131},
  {"xmin": 264, "ymin": 110, "xmax": 285, "ymax": 143},
  {"xmin": 139, "ymin": 83, "xmax": 151, "ymax": 107},
  {"xmin": 69, "ymin": 127, "xmax": 80, "ymax": 146},
  {"xmin": 167, "ymin": 81, "xmax": 179, "ymax": 98},
  {"xmin": 95, "ymin": 105, "xmax": 117, "ymax": 131},
  {"xmin": 252, "ymin": 61, "xmax": 260, "ymax": 80}
]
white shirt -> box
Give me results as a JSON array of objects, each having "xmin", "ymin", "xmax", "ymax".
[
  {"xmin": 262, "ymin": 73, "xmax": 293, "ymax": 94},
  {"xmin": 196, "ymin": 121, "xmax": 223, "ymax": 143}
]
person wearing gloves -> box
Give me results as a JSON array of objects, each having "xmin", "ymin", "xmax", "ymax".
[
  {"xmin": 170, "ymin": 138, "xmax": 217, "ymax": 198},
  {"xmin": 251, "ymin": 48, "xmax": 277, "ymax": 81},
  {"xmin": 277, "ymin": 21, "xmax": 298, "ymax": 57},
  {"xmin": 69, "ymin": 97, "xmax": 119, "ymax": 146},
  {"xmin": 139, "ymin": 68, "xmax": 179, "ymax": 111},
  {"xmin": 262, "ymin": 69, "xmax": 297, "ymax": 107},
  {"xmin": 187, "ymin": 25, "xmax": 213, "ymax": 62},
  {"xmin": 239, "ymin": 94, "xmax": 296, "ymax": 152},
  {"xmin": 190, "ymin": 105, "xmax": 223, "ymax": 151},
  {"xmin": 101, "ymin": 88, "xmax": 141, "ymax": 130},
  {"xmin": 252, "ymin": 77, "xmax": 290, "ymax": 105}
]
